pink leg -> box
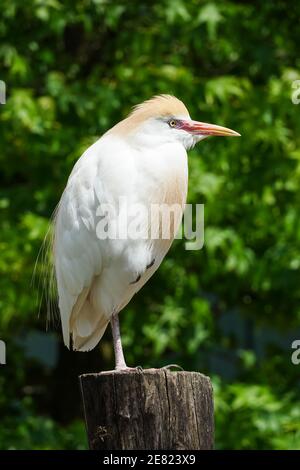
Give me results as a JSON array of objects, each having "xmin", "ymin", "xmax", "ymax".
[{"xmin": 110, "ymin": 313, "xmax": 127, "ymax": 370}]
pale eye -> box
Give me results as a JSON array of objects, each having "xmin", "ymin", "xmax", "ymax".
[{"xmin": 168, "ymin": 119, "xmax": 177, "ymax": 128}]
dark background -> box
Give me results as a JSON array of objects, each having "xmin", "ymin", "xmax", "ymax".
[{"xmin": 0, "ymin": 0, "xmax": 300, "ymax": 449}]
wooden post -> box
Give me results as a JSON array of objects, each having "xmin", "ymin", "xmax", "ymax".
[{"xmin": 79, "ymin": 368, "xmax": 214, "ymax": 450}]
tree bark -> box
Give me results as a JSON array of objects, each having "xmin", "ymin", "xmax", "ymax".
[{"xmin": 79, "ymin": 368, "xmax": 214, "ymax": 450}]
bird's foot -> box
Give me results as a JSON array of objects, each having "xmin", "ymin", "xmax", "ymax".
[
  {"xmin": 114, "ymin": 365, "xmax": 143, "ymax": 372},
  {"xmin": 161, "ymin": 364, "xmax": 184, "ymax": 371}
]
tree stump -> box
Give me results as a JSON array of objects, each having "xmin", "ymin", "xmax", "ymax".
[{"xmin": 79, "ymin": 368, "xmax": 214, "ymax": 450}]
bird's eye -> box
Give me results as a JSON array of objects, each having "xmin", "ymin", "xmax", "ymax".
[{"xmin": 168, "ymin": 119, "xmax": 177, "ymax": 128}]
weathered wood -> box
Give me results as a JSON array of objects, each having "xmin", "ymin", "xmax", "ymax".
[{"xmin": 79, "ymin": 368, "xmax": 214, "ymax": 450}]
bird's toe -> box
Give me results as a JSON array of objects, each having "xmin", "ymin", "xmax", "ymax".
[{"xmin": 161, "ymin": 364, "xmax": 184, "ymax": 371}]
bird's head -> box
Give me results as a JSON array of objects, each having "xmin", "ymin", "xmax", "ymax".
[{"xmin": 109, "ymin": 94, "xmax": 240, "ymax": 150}]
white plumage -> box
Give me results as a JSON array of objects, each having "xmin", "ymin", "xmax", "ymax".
[{"xmin": 53, "ymin": 95, "xmax": 239, "ymax": 369}]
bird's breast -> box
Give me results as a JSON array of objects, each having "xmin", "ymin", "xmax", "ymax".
[
  {"xmin": 135, "ymin": 143, "xmax": 188, "ymax": 248},
  {"xmin": 138, "ymin": 142, "xmax": 188, "ymax": 202}
]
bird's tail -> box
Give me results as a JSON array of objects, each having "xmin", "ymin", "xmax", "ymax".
[{"xmin": 67, "ymin": 290, "xmax": 110, "ymax": 352}]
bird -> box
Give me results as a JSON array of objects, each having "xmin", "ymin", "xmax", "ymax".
[{"xmin": 52, "ymin": 94, "xmax": 240, "ymax": 370}]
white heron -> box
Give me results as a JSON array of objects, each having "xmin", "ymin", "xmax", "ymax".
[{"xmin": 52, "ymin": 95, "xmax": 239, "ymax": 370}]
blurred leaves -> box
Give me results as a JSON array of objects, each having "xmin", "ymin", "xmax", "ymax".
[{"xmin": 214, "ymin": 379, "xmax": 300, "ymax": 449}]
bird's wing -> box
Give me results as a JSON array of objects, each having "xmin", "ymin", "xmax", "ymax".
[
  {"xmin": 53, "ymin": 136, "xmax": 147, "ymax": 350},
  {"xmin": 54, "ymin": 140, "xmax": 109, "ymax": 349}
]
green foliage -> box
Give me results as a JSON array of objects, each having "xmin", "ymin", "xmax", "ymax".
[
  {"xmin": 0, "ymin": 0, "xmax": 300, "ymax": 450},
  {"xmin": 0, "ymin": 398, "xmax": 86, "ymax": 450},
  {"xmin": 214, "ymin": 379, "xmax": 300, "ymax": 450}
]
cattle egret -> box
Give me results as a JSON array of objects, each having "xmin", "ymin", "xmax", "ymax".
[{"xmin": 53, "ymin": 95, "xmax": 240, "ymax": 370}]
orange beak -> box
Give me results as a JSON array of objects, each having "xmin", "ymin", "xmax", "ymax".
[{"xmin": 182, "ymin": 120, "xmax": 241, "ymax": 137}]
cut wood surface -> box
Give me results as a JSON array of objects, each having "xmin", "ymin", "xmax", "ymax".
[{"xmin": 79, "ymin": 368, "xmax": 214, "ymax": 450}]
